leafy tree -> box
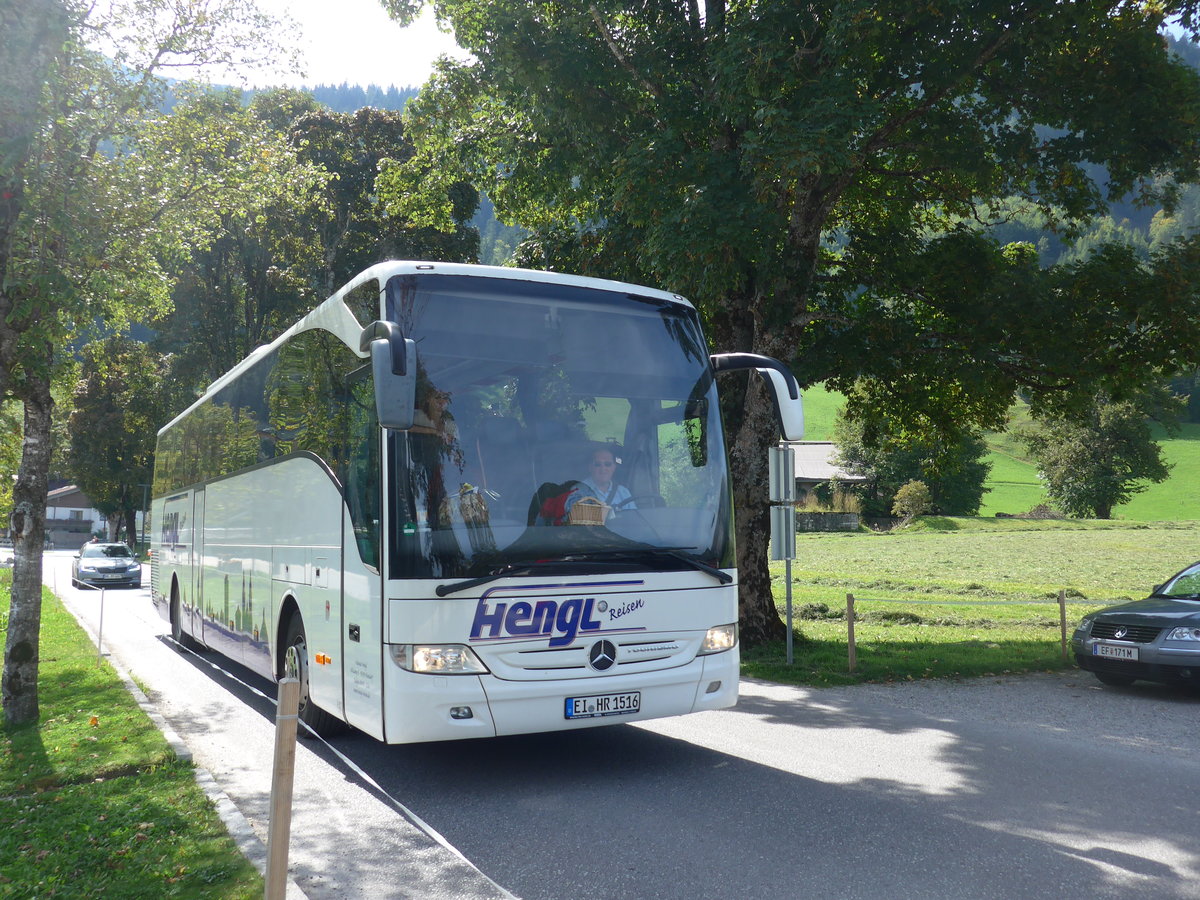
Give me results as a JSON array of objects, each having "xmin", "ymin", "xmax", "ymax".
[
  {"xmin": 833, "ymin": 393, "xmax": 991, "ymax": 517},
  {"xmin": 0, "ymin": 0, "xmax": 71, "ymax": 725},
  {"xmin": 155, "ymin": 98, "xmax": 480, "ymax": 395},
  {"xmin": 68, "ymin": 338, "xmax": 186, "ymax": 546},
  {"xmin": 1167, "ymin": 369, "xmax": 1200, "ymax": 423},
  {"xmin": 0, "ymin": 402, "xmax": 20, "ymax": 525},
  {"xmin": 1, "ymin": 0, "xmax": 292, "ymax": 725},
  {"xmin": 289, "ymin": 105, "xmax": 479, "ymax": 295},
  {"xmin": 151, "ymin": 88, "xmax": 332, "ymax": 390},
  {"xmin": 475, "ymin": 195, "xmax": 529, "ymax": 266},
  {"xmin": 1020, "ymin": 390, "xmax": 1181, "ymax": 519},
  {"xmin": 380, "ymin": 0, "xmax": 1200, "ymax": 645}
]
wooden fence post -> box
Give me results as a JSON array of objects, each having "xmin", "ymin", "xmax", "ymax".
[
  {"xmin": 96, "ymin": 586, "xmax": 106, "ymax": 666},
  {"xmin": 1059, "ymin": 588, "xmax": 1068, "ymax": 660},
  {"xmin": 847, "ymin": 592, "xmax": 857, "ymax": 673},
  {"xmin": 264, "ymin": 676, "xmax": 300, "ymax": 900}
]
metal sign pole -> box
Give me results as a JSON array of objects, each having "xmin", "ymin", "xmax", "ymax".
[
  {"xmin": 769, "ymin": 444, "xmax": 797, "ymax": 663},
  {"xmin": 785, "ymin": 558, "xmax": 794, "ymax": 665}
]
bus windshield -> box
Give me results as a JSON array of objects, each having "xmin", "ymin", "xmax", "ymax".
[{"xmin": 384, "ymin": 273, "xmax": 734, "ymax": 581}]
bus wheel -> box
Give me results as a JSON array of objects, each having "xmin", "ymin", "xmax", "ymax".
[
  {"xmin": 170, "ymin": 585, "xmax": 202, "ymax": 652},
  {"xmin": 283, "ymin": 616, "xmax": 340, "ymax": 737}
]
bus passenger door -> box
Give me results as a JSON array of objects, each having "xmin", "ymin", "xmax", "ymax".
[
  {"xmin": 340, "ymin": 522, "xmax": 384, "ymax": 738},
  {"xmin": 192, "ymin": 490, "xmax": 206, "ymax": 645},
  {"xmin": 340, "ymin": 373, "xmax": 385, "ymax": 739}
]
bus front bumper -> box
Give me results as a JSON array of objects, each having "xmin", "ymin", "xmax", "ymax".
[
  {"xmin": 485, "ymin": 651, "xmax": 739, "ymax": 737},
  {"xmin": 380, "ymin": 651, "xmax": 738, "ymax": 744}
]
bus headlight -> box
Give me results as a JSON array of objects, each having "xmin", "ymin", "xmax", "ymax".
[
  {"xmin": 699, "ymin": 623, "xmax": 738, "ymax": 655},
  {"xmin": 389, "ymin": 644, "xmax": 489, "ymax": 675}
]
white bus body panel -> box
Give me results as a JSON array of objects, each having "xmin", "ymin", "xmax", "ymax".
[
  {"xmin": 379, "ymin": 573, "xmax": 739, "ymax": 743},
  {"xmin": 154, "ymin": 456, "xmax": 377, "ymax": 731}
]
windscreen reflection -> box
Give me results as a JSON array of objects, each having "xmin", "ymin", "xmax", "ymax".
[{"xmin": 384, "ymin": 274, "xmax": 734, "ymax": 581}]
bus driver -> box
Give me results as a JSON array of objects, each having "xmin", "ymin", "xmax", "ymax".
[{"xmin": 565, "ymin": 447, "xmax": 636, "ymax": 521}]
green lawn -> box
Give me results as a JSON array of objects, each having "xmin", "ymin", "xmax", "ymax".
[
  {"xmin": 804, "ymin": 384, "xmax": 1200, "ymax": 521},
  {"xmin": 745, "ymin": 517, "xmax": 1200, "ymax": 686},
  {"xmin": 0, "ymin": 572, "xmax": 261, "ymax": 898},
  {"xmin": 799, "ymin": 383, "xmax": 842, "ymax": 441},
  {"xmin": 1118, "ymin": 422, "xmax": 1200, "ymax": 520},
  {"xmin": 977, "ymin": 450, "xmax": 1044, "ymax": 516}
]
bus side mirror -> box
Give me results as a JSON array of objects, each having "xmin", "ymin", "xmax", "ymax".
[
  {"xmin": 757, "ymin": 367, "xmax": 805, "ymax": 441},
  {"xmin": 361, "ymin": 321, "xmax": 416, "ymax": 430},
  {"xmin": 710, "ymin": 352, "xmax": 805, "ymax": 442}
]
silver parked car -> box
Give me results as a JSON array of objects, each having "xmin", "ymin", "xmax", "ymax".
[
  {"xmin": 1073, "ymin": 560, "xmax": 1200, "ymax": 689},
  {"xmin": 71, "ymin": 542, "xmax": 142, "ymax": 589}
]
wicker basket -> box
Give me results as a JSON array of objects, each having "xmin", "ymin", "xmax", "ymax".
[{"xmin": 568, "ymin": 496, "xmax": 609, "ymax": 525}]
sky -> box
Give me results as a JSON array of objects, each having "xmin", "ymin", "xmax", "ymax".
[{"xmin": 245, "ymin": 0, "xmax": 466, "ymax": 90}]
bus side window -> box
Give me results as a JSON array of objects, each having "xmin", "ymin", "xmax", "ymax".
[
  {"xmin": 346, "ymin": 371, "xmax": 381, "ymax": 569},
  {"xmin": 344, "ymin": 280, "xmax": 382, "ymax": 327}
]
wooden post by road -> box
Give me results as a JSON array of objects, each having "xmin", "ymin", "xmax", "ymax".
[
  {"xmin": 1059, "ymin": 588, "xmax": 1068, "ymax": 660},
  {"xmin": 847, "ymin": 592, "xmax": 857, "ymax": 672},
  {"xmin": 96, "ymin": 587, "xmax": 106, "ymax": 666},
  {"xmin": 264, "ymin": 676, "xmax": 300, "ymax": 900}
]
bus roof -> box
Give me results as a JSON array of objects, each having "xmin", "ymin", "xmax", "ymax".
[
  {"xmin": 344, "ymin": 261, "xmax": 694, "ymax": 309},
  {"xmin": 158, "ymin": 261, "xmax": 693, "ymax": 437}
]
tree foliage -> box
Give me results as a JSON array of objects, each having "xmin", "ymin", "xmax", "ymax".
[
  {"xmin": 68, "ymin": 338, "xmax": 185, "ymax": 544},
  {"xmin": 1, "ymin": 0, "xmax": 293, "ymax": 725},
  {"xmin": 833, "ymin": 393, "xmax": 992, "ymax": 517},
  {"xmin": 1021, "ymin": 390, "xmax": 1181, "ymax": 519},
  {"xmin": 154, "ymin": 97, "xmax": 480, "ymax": 394},
  {"xmin": 382, "ymin": 0, "xmax": 1200, "ymax": 645}
]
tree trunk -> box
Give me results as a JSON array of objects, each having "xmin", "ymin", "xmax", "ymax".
[
  {"xmin": 125, "ymin": 507, "xmax": 138, "ymax": 549},
  {"xmin": 2, "ymin": 380, "xmax": 54, "ymax": 726},
  {"xmin": 709, "ymin": 285, "xmax": 796, "ymax": 646}
]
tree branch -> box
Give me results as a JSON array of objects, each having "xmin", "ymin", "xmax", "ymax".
[{"xmin": 588, "ymin": 4, "xmax": 666, "ymax": 103}]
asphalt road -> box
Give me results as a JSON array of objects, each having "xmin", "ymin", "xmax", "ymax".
[{"xmin": 45, "ymin": 551, "xmax": 1200, "ymax": 900}]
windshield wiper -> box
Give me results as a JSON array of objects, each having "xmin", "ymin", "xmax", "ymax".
[
  {"xmin": 553, "ymin": 547, "xmax": 733, "ymax": 585},
  {"xmin": 436, "ymin": 562, "xmax": 539, "ymax": 597},
  {"xmin": 435, "ymin": 548, "xmax": 732, "ymax": 597}
]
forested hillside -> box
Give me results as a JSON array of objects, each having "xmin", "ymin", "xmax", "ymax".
[
  {"xmin": 985, "ymin": 34, "xmax": 1200, "ymax": 270},
  {"xmin": 305, "ymin": 83, "xmax": 417, "ymax": 112}
]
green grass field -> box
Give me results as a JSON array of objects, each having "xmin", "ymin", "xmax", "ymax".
[
  {"xmin": 801, "ymin": 384, "xmax": 1200, "ymax": 521},
  {"xmin": 745, "ymin": 517, "xmax": 1200, "ymax": 685},
  {"xmin": 0, "ymin": 573, "xmax": 261, "ymax": 898},
  {"xmin": 798, "ymin": 383, "xmax": 842, "ymax": 442}
]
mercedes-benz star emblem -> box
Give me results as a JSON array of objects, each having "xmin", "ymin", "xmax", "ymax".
[
  {"xmin": 588, "ymin": 640, "xmax": 617, "ymax": 671},
  {"xmin": 1113, "ymin": 626, "xmax": 1129, "ymax": 640}
]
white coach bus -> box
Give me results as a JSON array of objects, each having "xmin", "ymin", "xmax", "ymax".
[{"xmin": 150, "ymin": 262, "xmax": 803, "ymax": 743}]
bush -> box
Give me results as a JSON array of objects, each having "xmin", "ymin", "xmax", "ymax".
[{"xmin": 892, "ymin": 480, "xmax": 933, "ymax": 520}]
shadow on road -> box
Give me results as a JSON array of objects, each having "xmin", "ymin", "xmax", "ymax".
[{"xmin": 157, "ymin": 635, "xmax": 1200, "ymax": 900}]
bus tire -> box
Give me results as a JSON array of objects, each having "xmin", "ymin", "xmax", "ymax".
[
  {"xmin": 170, "ymin": 584, "xmax": 202, "ymax": 652},
  {"xmin": 283, "ymin": 615, "xmax": 341, "ymax": 738}
]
